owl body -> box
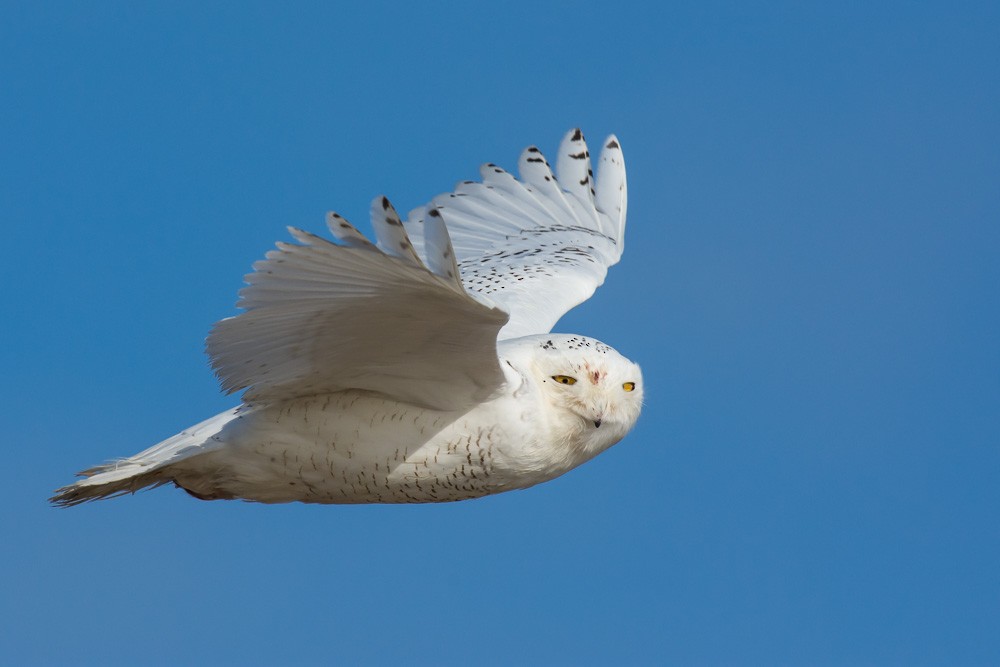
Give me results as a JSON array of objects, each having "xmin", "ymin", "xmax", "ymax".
[{"xmin": 161, "ymin": 334, "xmax": 639, "ymax": 504}]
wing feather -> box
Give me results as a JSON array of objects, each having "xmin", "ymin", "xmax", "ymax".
[
  {"xmin": 423, "ymin": 208, "xmax": 463, "ymax": 288},
  {"xmin": 369, "ymin": 196, "xmax": 425, "ymax": 267},
  {"xmin": 555, "ymin": 129, "xmax": 600, "ymax": 226},
  {"xmin": 594, "ymin": 135, "xmax": 628, "ymax": 247}
]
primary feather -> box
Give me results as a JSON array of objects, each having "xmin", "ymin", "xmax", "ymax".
[{"xmin": 52, "ymin": 129, "xmax": 642, "ymax": 507}]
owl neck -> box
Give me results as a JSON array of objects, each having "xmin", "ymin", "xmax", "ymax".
[{"xmin": 511, "ymin": 403, "xmax": 626, "ymax": 484}]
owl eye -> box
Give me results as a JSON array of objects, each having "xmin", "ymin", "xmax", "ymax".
[
  {"xmin": 551, "ymin": 375, "xmax": 577, "ymax": 385},
  {"xmin": 622, "ymin": 382, "xmax": 636, "ymax": 392}
]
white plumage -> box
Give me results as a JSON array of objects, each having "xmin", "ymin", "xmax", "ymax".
[{"xmin": 52, "ymin": 129, "xmax": 643, "ymax": 506}]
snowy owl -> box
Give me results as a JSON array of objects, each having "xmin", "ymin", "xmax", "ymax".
[{"xmin": 52, "ymin": 129, "xmax": 642, "ymax": 506}]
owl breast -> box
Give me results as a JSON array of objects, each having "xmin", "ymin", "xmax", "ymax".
[{"xmin": 171, "ymin": 390, "xmax": 543, "ymax": 504}]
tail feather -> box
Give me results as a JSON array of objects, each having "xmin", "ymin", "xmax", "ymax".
[{"xmin": 50, "ymin": 407, "xmax": 240, "ymax": 507}]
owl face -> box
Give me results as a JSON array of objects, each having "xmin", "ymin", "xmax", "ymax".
[{"xmin": 529, "ymin": 335, "xmax": 643, "ymax": 432}]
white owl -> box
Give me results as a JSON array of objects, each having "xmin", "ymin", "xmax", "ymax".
[{"xmin": 52, "ymin": 129, "xmax": 643, "ymax": 506}]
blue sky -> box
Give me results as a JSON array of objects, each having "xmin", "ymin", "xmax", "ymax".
[{"xmin": 3, "ymin": 2, "xmax": 998, "ymax": 664}]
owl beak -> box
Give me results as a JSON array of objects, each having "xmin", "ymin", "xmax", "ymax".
[{"xmin": 593, "ymin": 418, "xmax": 602, "ymax": 428}]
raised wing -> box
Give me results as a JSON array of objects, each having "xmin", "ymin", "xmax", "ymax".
[
  {"xmin": 206, "ymin": 209, "xmax": 509, "ymax": 411},
  {"xmin": 405, "ymin": 129, "xmax": 627, "ymax": 339}
]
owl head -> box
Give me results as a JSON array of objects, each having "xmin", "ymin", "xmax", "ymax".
[{"xmin": 514, "ymin": 334, "xmax": 643, "ymax": 441}]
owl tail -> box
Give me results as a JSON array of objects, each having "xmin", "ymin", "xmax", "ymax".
[{"xmin": 50, "ymin": 407, "xmax": 240, "ymax": 506}]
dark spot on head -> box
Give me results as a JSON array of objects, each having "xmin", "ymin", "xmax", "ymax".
[
  {"xmin": 606, "ymin": 138, "xmax": 619, "ymax": 149},
  {"xmin": 381, "ymin": 196, "xmax": 390, "ymax": 209},
  {"xmin": 429, "ymin": 208, "xmax": 441, "ymax": 218},
  {"xmin": 571, "ymin": 128, "xmax": 582, "ymax": 141}
]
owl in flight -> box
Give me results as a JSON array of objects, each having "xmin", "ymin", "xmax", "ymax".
[{"xmin": 52, "ymin": 129, "xmax": 643, "ymax": 506}]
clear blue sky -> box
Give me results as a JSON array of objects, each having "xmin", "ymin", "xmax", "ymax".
[{"xmin": 3, "ymin": 2, "xmax": 998, "ymax": 665}]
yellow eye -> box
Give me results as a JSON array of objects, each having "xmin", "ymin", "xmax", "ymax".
[
  {"xmin": 551, "ymin": 375, "xmax": 577, "ymax": 385},
  {"xmin": 622, "ymin": 382, "xmax": 636, "ymax": 392}
]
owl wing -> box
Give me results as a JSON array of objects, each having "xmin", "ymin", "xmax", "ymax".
[
  {"xmin": 207, "ymin": 129, "xmax": 627, "ymax": 411},
  {"xmin": 206, "ymin": 201, "xmax": 509, "ymax": 412},
  {"xmin": 405, "ymin": 129, "xmax": 627, "ymax": 339}
]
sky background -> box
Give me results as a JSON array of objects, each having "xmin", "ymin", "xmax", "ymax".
[{"xmin": 2, "ymin": 2, "xmax": 998, "ymax": 665}]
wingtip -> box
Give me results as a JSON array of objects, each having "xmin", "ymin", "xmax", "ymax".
[
  {"xmin": 287, "ymin": 226, "xmax": 318, "ymax": 246},
  {"xmin": 558, "ymin": 128, "xmax": 586, "ymax": 153},
  {"xmin": 370, "ymin": 194, "xmax": 403, "ymax": 223}
]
